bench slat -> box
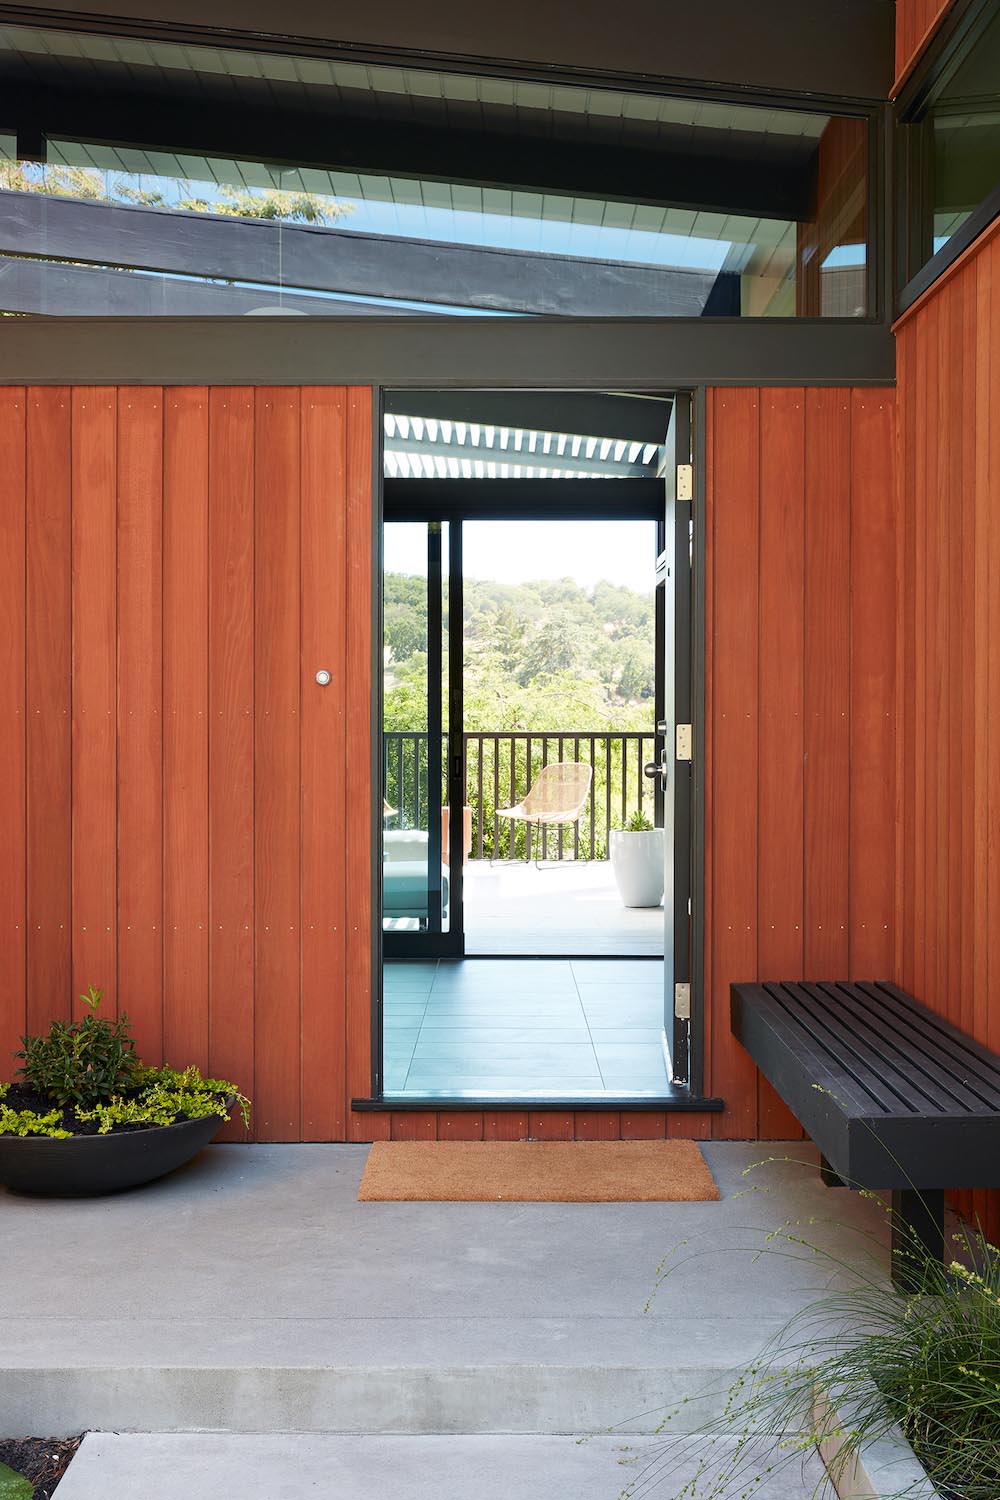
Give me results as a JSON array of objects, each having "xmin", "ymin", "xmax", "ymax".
[
  {"xmin": 731, "ymin": 980, "xmax": 1000, "ymax": 1191},
  {"xmin": 858, "ymin": 982, "xmax": 1000, "ymax": 1100},
  {"xmin": 807, "ymin": 983, "xmax": 998, "ymax": 1115},
  {"xmin": 754, "ymin": 985, "xmax": 908, "ymax": 1115}
]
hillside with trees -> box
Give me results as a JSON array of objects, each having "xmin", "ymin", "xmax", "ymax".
[{"xmin": 384, "ymin": 571, "xmax": 655, "ymax": 732}]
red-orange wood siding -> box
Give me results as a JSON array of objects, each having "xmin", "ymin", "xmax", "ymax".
[
  {"xmin": 894, "ymin": 0, "xmax": 955, "ymax": 92},
  {"xmin": 0, "ymin": 382, "xmax": 895, "ymax": 1145},
  {"xmin": 796, "ymin": 118, "xmax": 868, "ymax": 318},
  {"xmin": 894, "ymin": 218, "xmax": 1000, "ymax": 1241},
  {"xmin": 705, "ymin": 387, "xmax": 897, "ymax": 1139},
  {"xmin": 0, "ymin": 386, "xmax": 374, "ymax": 1145}
]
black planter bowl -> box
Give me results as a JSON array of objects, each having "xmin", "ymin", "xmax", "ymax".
[{"xmin": 0, "ymin": 1099, "xmax": 234, "ymax": 1196}]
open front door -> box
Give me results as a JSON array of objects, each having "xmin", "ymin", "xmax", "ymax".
[{"xmin": 648, "ymin": 394, "xmax": 693, "ymax": 1082}]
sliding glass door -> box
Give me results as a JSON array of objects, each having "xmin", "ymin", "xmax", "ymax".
[{"xmin": 382, "ymin": 517, "xmax": 464, "ymax": 957}]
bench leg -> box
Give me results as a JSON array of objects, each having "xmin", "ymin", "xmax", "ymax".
[
  {"xmin": 890, "ymin": 1189, "xmax": 944, "ymax": 1292},
  {"xmin": 820, "ymin": 1155, "xmax": 845, "ymax": 1188}
]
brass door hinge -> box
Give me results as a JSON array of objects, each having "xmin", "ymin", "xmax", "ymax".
[
  {"xmin": 676, "ymin": 463, "xmax": 693, "ymax": 501},
  {"xmin": 676, "ymin": 724, "xmax": 692, "ymax": 761},
  {"xmin": 674, "ymin": 983, "xmax": 691, "ymax": 1019}
]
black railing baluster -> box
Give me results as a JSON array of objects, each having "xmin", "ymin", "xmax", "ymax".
[
  {"xmin": 621, "ymin": 735, "xmax": 627, "ymax": 826},
  {"xmin": 557, "ymin": 735, "xmax": 565, "ymax": 859},
  {"xmin": 541, "ymin": 736, "xmax": 549, "ymax": 861},
  {"xmin": 382, "ymin": 729, "xmax": 658, "ymax": 863},
  {"xmin": 479, "ymin": 735, "xmax": 488, "ymax": 858}
]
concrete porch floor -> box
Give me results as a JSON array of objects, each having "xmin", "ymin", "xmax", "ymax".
[
  {"xmin": 464, "ymin": 860, "xmax": 665, "ymax": 957},
  {"xmin": 0, "ymin": 1142, "xmax": 889, "ymax": 1444}
]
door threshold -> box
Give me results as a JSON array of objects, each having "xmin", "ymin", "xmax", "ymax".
[
  {"xmin": 353, "ymin": 1094, "xmax": 724, "ymax": 1111},
  {"xmin": 385, "ymin": 953, "xmax": 665, "ymax": 963}
]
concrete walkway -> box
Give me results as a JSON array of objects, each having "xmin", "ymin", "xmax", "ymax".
[
  {"xmin": 0, "ymin": 1142, "xmax": 888, "ymax": 1439},
  {"xmin": 54, "ymin": 1433, "xmax": 833, "ymax": 1500}
]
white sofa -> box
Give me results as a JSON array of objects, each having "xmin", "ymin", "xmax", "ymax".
[{"xmin": 383, "ymin": 829, "xmax": 449, "ymax": 922}]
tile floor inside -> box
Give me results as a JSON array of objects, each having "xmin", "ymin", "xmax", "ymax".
[{"xmin": 383, "ymin": 958, "xmax": 670, "ymax": 1098}]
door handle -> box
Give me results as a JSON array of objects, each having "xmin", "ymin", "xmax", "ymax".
[{"xmin": 644, "ymin": 754, "xmax": 669, "ymax": 789}]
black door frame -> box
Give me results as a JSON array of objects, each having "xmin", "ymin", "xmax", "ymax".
[
  {"xmin": 656, "ymin": 392, "xmax": 694, "ymax": 1085},
  {"xmin": 381, "ymin": 476, "xmax": 670, "ymax": 963},
  {"xmin": 373, "ymin": 388, "xmax": 709, "ymax": 1106},
  {"xmin": 380, "ymin": 515, "xmax": 464, "ymax": 961}
]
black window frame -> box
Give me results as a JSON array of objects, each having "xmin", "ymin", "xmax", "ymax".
[
  {"xmin": 895, "ymin": 0, "xmax": 1000, "ymax": 315},
  {"xmin": 0, "ymin": 10, "xmax": 887, "ymax": 331}
]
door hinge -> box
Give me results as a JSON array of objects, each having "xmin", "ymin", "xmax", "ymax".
[
  {"xmin": 676, "ymin": 463, "xmax": 693, "ymax": 501},
  {"xmin": 674, "ymin": 983, "xmax": 691, "ymax": 1020},
  {"xmin": 676, "ymin": 724, "xmax": 692, "ymax": 761}
]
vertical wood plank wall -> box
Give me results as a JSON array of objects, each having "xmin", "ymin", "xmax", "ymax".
[
  {"xmin": 705, "ymin": 388, "xmax": 897, "ymax": 1139},
  {"xmin": 894, "ymin": 0, "xmax": 955, "ymax": 90},
  {"xmin": 0, "ymin": 386, "xmax": 374, "ymax": 1143},
  {"xmin": 0, "ymin": 381, "xmax": 895, "ymax": 1143},
  {"xmin": 895, "ymin": 219, "xmax": 1000, "ymax": 1240},
  {"xmin": 796, "ymin": 119, "xmax": 868, "ymax": 317}
]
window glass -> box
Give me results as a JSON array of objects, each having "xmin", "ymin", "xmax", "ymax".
[
  {"xmin": 0, "ymin": 26, "xmax": 869, "ymax": 318},
  {"xmin": 929, "ymin": 7, "xmax": 1000, "ymax": 256}
]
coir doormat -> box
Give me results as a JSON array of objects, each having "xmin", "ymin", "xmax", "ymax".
[{"xmin": 357, "ymin": 1139, "xmax": 720, "ymax": 1202}]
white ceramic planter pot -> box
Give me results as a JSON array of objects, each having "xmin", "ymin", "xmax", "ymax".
[{"xmin": 609, "ymin": 828, "xmax": 664, "ymax": 908}]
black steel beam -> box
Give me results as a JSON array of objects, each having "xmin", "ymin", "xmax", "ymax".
[
  {"xmin": 383, "ymin": 391, "xmax": 673, "ymax": 444},
  {"xmin": 0, "ymin": 253, "xmax": 429, "ymax": 316},
  {"xmin": 0, "ymin": 0, "xmax": 895, "ymax": 101},
  {"xmin": 0, "ymin": 191, "xmax": 721, "ymax": 317},
  {"xmin": 2, "ymin": 80, "xmax": 819, "ymax": 221},
  {"xmin": 0, "ymin": 315, "xmax": 897, "ymax": 387},
  {"xmin": 383, "ymin": 478, "xmax": 664, "ymax": 521}
]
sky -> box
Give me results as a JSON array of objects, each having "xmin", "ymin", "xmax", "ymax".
[{"xmin": 383, "ymin": 519, "xmax": 658, "ymax": 592}]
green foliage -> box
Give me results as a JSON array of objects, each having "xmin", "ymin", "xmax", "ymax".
[
  {"xmin": 16, "ymin": 987, "xmax": 138, "ymax": 1109},
  {"xmin": 383, "ymin": 570, "xmax": 655, "ymax": 736},
  {"xmin": 634, "ymin": 1163, "xmax": 1000, "ymax": 1500},
  {"xmin": 0, "ymin": 1101, "xmax": 71, "ymax": 1139},
  {"xmin": 623, "ymin": 809, "xmax": 655, "ymax": 832},
  {"xmin": 1, "ymin": 161, "xmax": 351, "ymax": 226},
  {"xmin": 0, "ymin": 1461, "xmax": 33, "ymax": 1500},
  {"xmin": 0, "ymin": 1063, "xmax": 249, "ymax": 1138},
  {"xmin": 172, "ymin": 185, "xmax": 349, "ymax": 224},
  {"xmin": 132, "ymin": 1065, "xmax": 252, "ymax": 1131},
  {"xmin": 383, "ymin": 568, "xmax": 657, "ymax": 857},
  {"xmin": 4, "ymin": 996, "xmax": 250, "ymax": 1138}
]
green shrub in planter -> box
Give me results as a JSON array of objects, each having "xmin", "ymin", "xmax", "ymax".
[
  {"xmin": 2, "ymin": 987, "xmax": 249, "ymax": 1140},
  {"xmin": 16, "ymin": 986, "xmax": 137, "ymax": 1108}
]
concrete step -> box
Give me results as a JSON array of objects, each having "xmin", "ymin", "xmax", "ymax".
[
  {"xmin": 0, "ymin": 1143, "xmax": 888, "ymax": 1439},
  {"xmin": 0, "ymin": 1329, "xmax": 759, "ymax": 1436},
  {"xmin": 53, "ymin": 1433, "xmax": 830, "ymax": 1500}
]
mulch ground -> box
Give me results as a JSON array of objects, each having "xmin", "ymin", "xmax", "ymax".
[{"xmin": 0, "ymin": 1438, "xmax": 82, "ymax": 1498}]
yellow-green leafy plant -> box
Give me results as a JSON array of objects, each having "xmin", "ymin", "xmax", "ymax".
[
  {"xmin": 77, "ymin": 1066, "xmax": 250, "ymax": 1134},
  {"xmin": 3, "ymin": 988, "xmax": 250, "ymax": 1138},
  {"xmin": 0, "ymin": 1085, "xmax": 71, "ymax": 1139}
]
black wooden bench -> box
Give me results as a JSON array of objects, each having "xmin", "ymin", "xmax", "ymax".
[{"xmin": 731, "ymin": 980, "xmax": 1000, "ymax": 1289}]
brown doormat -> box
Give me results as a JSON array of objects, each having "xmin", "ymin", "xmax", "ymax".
[{"xmin": 357, "ymin": 1139, "xmax": 720, "ymax": 1202}]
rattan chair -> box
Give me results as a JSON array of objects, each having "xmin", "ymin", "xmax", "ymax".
[{"xmin": 495, "ymin": 761, "xmax": 593, "ymax": 867}]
